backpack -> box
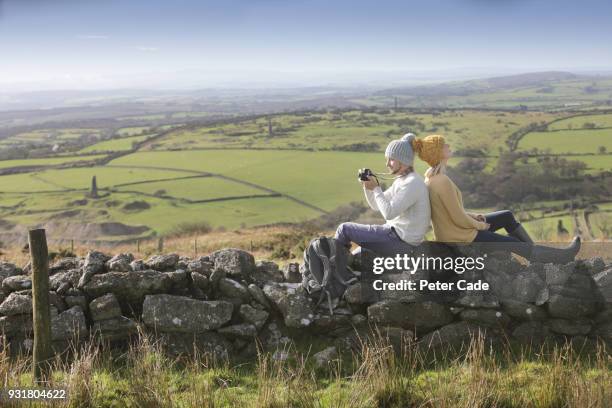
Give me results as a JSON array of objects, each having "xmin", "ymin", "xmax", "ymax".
[{"xmin": 300, "ymin": 237, "xmax": 358, "ymax": 314}]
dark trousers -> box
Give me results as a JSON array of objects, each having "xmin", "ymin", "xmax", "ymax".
[{"xmin": 473, "ymin": 210, "xmax": 531, "ymax": 257}]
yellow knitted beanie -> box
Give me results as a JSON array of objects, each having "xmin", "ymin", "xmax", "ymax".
[{"xmin": 412, "ymin": 135, "xmax": 446, "ymax": 167}]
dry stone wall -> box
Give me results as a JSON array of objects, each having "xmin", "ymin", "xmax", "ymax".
[{"xmin": 0, "ymin": 248, "xmax": 610, "ymax": 361}]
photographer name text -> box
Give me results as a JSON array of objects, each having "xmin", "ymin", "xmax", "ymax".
[{"xmin": 372, "ymin": 279, "xmax": 489, "ymax": 291}]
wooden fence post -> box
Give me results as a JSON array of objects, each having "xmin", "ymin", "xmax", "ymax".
[
  {"xmin": 70, "ymin": 239, "xmax": 74, "ymax": 254},
  {"xmin": 137, "ymin": 239, "xmax": 140, "ymax": 253},
  {"xmin": 29, "ymin": 229, "xmax": 52, "ymax": 384},
  {"xmin": 158, "ymin": 237, "xmax": 164, "ymax": 253},
  {"xmin": 194, "ymin": 238, "xmax": 198, "ymax": 257}
]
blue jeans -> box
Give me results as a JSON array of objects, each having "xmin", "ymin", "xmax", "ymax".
[
  {"xmin": 473, "ymin": 210, "xmax": 530, "ymax": 257},
  {"xmin": 334, "ymin": 222, "xmax": 415, "ymax": 256}
]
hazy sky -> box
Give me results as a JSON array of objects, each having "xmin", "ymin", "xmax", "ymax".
[{"xmin": 1, "ymin": 0, "xmax": 611, "ymax": 90}]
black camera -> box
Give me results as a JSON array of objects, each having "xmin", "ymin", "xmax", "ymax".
[{"xmin": 358, "ymin": 168, "xmax": 374, "ymax": 181}]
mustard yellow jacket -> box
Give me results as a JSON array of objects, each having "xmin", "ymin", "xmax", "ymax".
[{"xmin": 425, "ymin": 173, "xmax": 488, "ymax": 242}]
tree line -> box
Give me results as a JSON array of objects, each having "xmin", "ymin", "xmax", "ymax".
[{"xmin": 449, "ymin": 152, "xmax": 611, "ymax": 208}]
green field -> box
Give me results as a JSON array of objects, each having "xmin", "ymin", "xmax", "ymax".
[
  {"xmin": 1, "ymin": 108, "xmax": 610, "ymax": 242},
  {"xmin": 0, "ymin": 147, "xmax": 468, "ymax": 239},
  {"xmin": 524, "ymin": 154, "xmax": 611, "ymax": 173},
  {"xmin": 146, "ymin": 110, "xmax": 561, "ymax": 154},
  {"xmin": 109, "ymin": 149, "xmax": 447, "ymax": 211},
  {"xmin": 567, "ymin": 154, "xmax": 611, "ymax": 172},
  {"xmin": 0, "ymin": 194, "xmax": 27, "ymax": 208},
  {"xmin": 7, "ymin": 128, "xmax": 102, "ymax": 143},
  {"xmin": 1, "ymin": 172, "xmax": 78, "ymax": 193},
  {"xmin": 522, "ymin": 214, "xmax": 576, "ymax": 241},
  {"xmin": 108, "ymin": 195, "xmax": 320, "ymax": 232},
  {"xmin": 0, "ymin": 154, "xmax": 106, "ymax": 170},
  {"xmin": 519, "ymin": 128, "xmax": 612, "ymax": 154},
  {"xmin": 1, "ymin": 167, "xmax": 190, "ymax": 192},
  {"xmin": 117, "ymin": 126, "xmax": 151, "ymax": 136},
  {"xmin": 38, "ymin": 166, "xmax": 197, "ymax": 190},
  {"xmin": 548, "ymin": 113, "xmax": 612, "ymax": 130},
  {"xmin": 114, "ymin": 176, "xmax": 266, "ymax": 201},
  {"xmin": 1, "ymin": 190, "xmax": 114, "ymax": 215},
  {"xmin": 589, "ymin": 211, "xmax": 611, "ymax": 239},
  {"xmin": 1, "ymin": 191, "xmax": 321, "ymax": 234},
  {"xmin": 111, "ymin": 150, "xmax": 377, "ymax": 210},
  {"xmin": 79, "ymin": 135, "xmax": 152, "ymax": 153}
]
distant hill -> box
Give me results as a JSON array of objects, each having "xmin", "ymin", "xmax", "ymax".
[
  {"xmin": 376, "ymin": 71, "xmax": 584, "ymax": 97},
  {"xmin": 481, "ymin": 71, "xmax": 578, "ymax": 88}
]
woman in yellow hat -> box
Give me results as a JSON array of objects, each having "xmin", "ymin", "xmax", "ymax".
[{"xmin": 411, "ymin": 135, "xmax": 581, "ymax": 263}]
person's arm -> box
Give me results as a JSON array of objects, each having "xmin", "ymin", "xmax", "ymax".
[
  {"xmin": 363, "ymin": 187, "xmax": 379, "ymax": 211},
  {"xmin": 466, "ymin": 212, "xmax": 485, "ymax": 221},
  {"xmin": 434, "ymin": 177, "xmax": 487, "ymax": 230},
  {"xmin": 372, "ymin": 181, "xmax": 419, "ymax": 221}
]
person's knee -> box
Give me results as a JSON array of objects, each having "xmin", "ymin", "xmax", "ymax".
[
  {"xmin": 499, "ymin": 210, "xmax": 517, "ymax": 223},
  {"xmin": 335, "ymin": 222, "xmax": 355, "ymax": 247},
  {"xmin": 335, "ymin": 222, "xmax": 353, "ymax": 239},
  {"xmin": 335, "ymin": 222, "xmax": 347, "ymax": 238}
]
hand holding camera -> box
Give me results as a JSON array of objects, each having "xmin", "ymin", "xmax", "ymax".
[
  {"xmin": 358, "ymin": 168, "xmax": 374, "ymax": 181},
  {"xmin": 358, "ymin": 168, "xmax": 379, "ymax": 190}
]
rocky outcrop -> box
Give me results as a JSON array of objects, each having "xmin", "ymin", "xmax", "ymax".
[
  {"xmin": 2, "ymin": 275, "xmax": 32, "ymax": 292},
  {"xmin": 368, "ymin": 300, "xmax": 454, "ymax": 333},
  {"xmin": 81, "ymin": 270, "xmax": 172, "ymax": 302},
  {"xmin": 142, "ymin": 294, "xmax": 233, "ymax": 332},
  {"xmin": 51, "ymin": 306, "xmax": 88, "ymax": 341},
  {"xmin": 210, "ymin": 248, "xmax": 255, "ymax": 278},
  {"xmin": 0, "ymin": 292, "xmax": 33, "ymax": 316},
  {"xmin": 263, "ymin": 283, "xmax": 314, "ymax": 328},
  {"xmin": 89, "ymin": 293, "xmax": 122, "ymax": 321},
  {"xmin": 106, "ymin": 253, "xmax": 134, "ymax": 272},
  {"xmin": 145, "ymin": 254, "xmax": 179, "ymax": 272},
  {"xmin": 77, "ymin": 251, "xmax": 110, "ymax": 287},
  {"xmin": 0, "ymin": 262, "xmax": 22, "ymax": 284},
  {"xmin": 0, "ymin": 250, "xmax": 609, "ymax": 361}
]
